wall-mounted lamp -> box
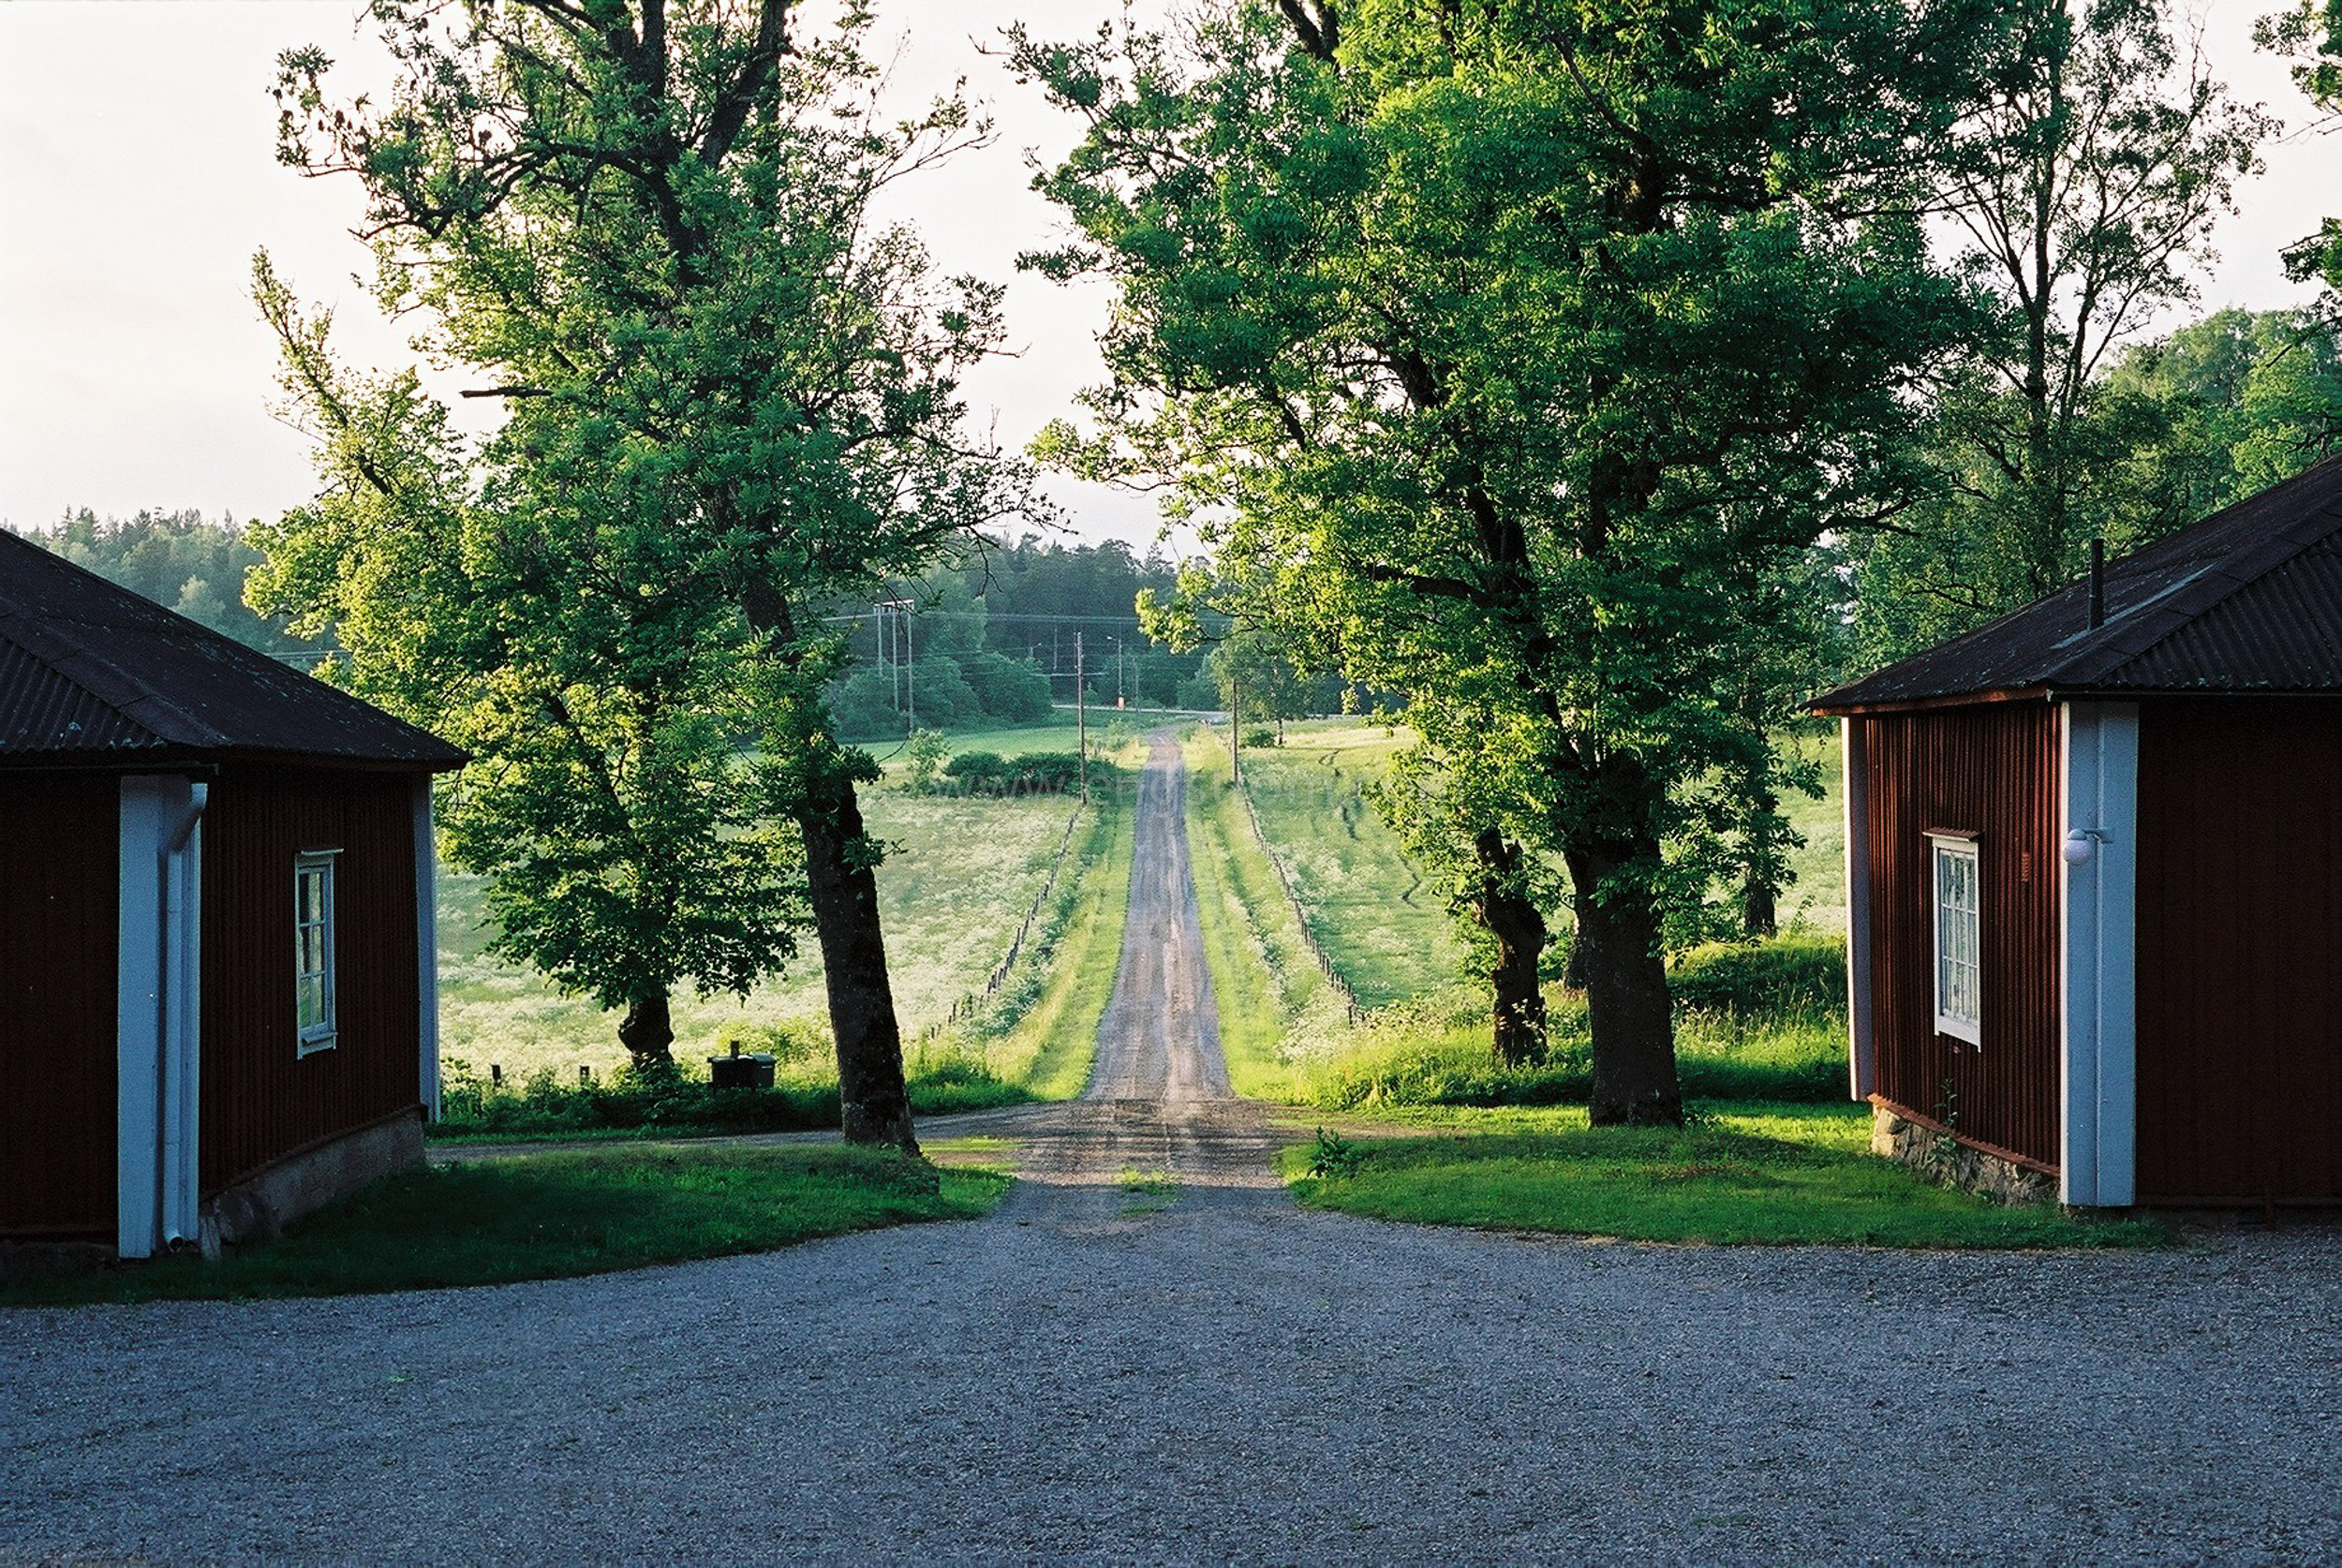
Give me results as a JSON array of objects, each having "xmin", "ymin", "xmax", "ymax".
[{"xmin": 2063, "ymin": 828, "xmax": 2111, "ymax": 865}]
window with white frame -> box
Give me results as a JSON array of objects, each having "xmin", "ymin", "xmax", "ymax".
[
  {"xmin": 1929, "ymin": 832, "xmax": 1980, "ymax": 1044},
  {"xmin": 295, "ymin": 850, "xmax": 340, "ymax": 1055}
]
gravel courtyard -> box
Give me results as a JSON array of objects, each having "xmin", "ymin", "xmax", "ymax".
[{"xmin": 5, "ymin": 736, "xmax": 2337, "ymax": 1566}]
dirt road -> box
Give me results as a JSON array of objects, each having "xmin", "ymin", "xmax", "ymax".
[{"xmin": 999, "ymin": 731, "xmax": 1283, "ymax": 1221}]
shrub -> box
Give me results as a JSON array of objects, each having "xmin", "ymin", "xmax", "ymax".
[
  {"xmin": 1242, "ymin": 727, "xmax": 1279, "ymax": 747},
  {"xmin": 940, "ymin": 749, "xmax": 1095, "ymax": 796},
  {"xmin": 1668, "ymin": 932, "xmax": 1847, "ymax": 1018},
  {"xmin": 713, "ymin": 1018, "xmax": 830, "ymax": 1067}
]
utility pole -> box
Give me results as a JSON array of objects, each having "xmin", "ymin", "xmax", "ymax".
[
  {"xmin": 1229, "ymin": 667, "xmax": 1240, "ymax": 785},
  {"xmin": 1075, "ymin": 630, "xmax": 1088, "ymax": 803}
]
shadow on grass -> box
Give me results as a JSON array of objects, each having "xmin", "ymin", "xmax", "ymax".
[{"xmin": 4, "ymin": 1146, "xmax": 1010, "ymax": 1307}]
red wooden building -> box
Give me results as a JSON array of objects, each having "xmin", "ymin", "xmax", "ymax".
[
  {"xmin": 1815, "ymin": 456, "xmax": 2342, "ymax": 1207},
  {"xmin": 0, "ymin": 533, "xmax": 464, "ymax": 1257}
]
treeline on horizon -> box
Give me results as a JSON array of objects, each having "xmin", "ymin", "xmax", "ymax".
[
  {"xmin": 8, "ymin": 511, "xmax": 1248, "ymax": 729},
  {"xmin": 19, "ymin": 302, "xmax": 2340, "ymax": 730}
]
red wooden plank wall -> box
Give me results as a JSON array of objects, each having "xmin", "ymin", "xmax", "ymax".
[
  {"xmin": 0, "ymin": 774, "xmax": 119, "ymax": 1236},
  {"xmin": 200, "ymin": 767, "xmax": 422, "ymax": 1194},
  {"xmin": 2136, "ymin": 699, "xmax": 2342, "ymax": 1202},
  {"xmin": 1860, "ymin": 704, "xmax": 2062, "ymax": 1168}
]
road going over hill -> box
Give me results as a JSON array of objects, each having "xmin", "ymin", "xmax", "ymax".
[
  {"xmin": 6, "ymin": 732, "xmax": 2342, "ymax": 1565},
  {"xmin": 997, "ymin": 730, "xmax": 1282, "ymax": 1220}
]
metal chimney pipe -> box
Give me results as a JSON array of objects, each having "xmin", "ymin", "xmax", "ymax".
[{"xmin": 2088, "ymin": 538, "xmax": 2106, "ymax": 629}]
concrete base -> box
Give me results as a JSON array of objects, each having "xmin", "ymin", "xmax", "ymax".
[
  {"xmin": 1873, "ymin": 1105, "xmax": 2056, "ymax": 1207},
  {"xmin": 199, "ymin": 1109, "xmax": 424, "ymax": 1258}
]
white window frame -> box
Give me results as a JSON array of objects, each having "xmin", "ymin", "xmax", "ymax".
[
  {"xmin": 295, "ymin": 849, "xmax": 341, "ymax": 1057},
  {"xmin": 1928, "ymin": 831, "xmax": 1981, "ymax": 1045}
]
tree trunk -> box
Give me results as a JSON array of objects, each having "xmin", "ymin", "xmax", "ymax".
[
  {"xmin": 1740, "ymin": 872, "xmax": 1778, "ymax": 940},
  {"xmin": 1472, "ymin": 827, "xmax": 1548, "ymax": 1067},
  {"xmin": 1566, "ymin": 842, "xmax": 1682, "ymax": 1127},
  {"xmin": 617, "ymin": 989, "xmax": 674, "ymax": 1072},
  {"xmin": 800, "ymin": 774, "xmax": 920, "ymax": 1152},
  {"xmin": 737, "ymin": 578, "xmax": 918, "ymax": 1153}
]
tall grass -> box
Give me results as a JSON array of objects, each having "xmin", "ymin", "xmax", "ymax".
[
  {"xmin": 436, "ymin": 770, "xmax": 1085, "ymax": 1085},
  {"xmin": 1181, "ymin": 730, "xmax": 1348, "ymax": 1098},
  {"xmin": 1233, "ymin": 722, "xmax": 1465, "ymax": 1006},
  {"xmin": 1287, "ymin": 934, "xmax": 1850, "ymax": 1111}
]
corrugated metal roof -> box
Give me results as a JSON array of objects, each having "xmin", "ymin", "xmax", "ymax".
[
  {"xmin": 1815, "ymin": 453, "xmax": 2342, "ymax": 712},
  {"xmin": 0, "ymin": 530, "xmax": 466, "ymax": 768}
]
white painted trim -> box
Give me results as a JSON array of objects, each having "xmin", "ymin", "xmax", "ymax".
[
  {"xmin": 2060, "ymin": 702, "xmax": 2140, "ymax": 1207},
  {"xmin": 160, "ymin": 783, "xmax": 205, "ymax": 1248},
  {"xmin": 116, "ymin": 779, "xmax": 165, "ymax": 1259},
  {"xmin": 1842, "ymin": 718, "xmax": 1875, "ymax": 1101},
  {"xmin": 413, "ymin": 777, "xmax": 440, "ymax": 1121},
  {"xmin": 115, "ymin": 776, "xmax": 204, "ymax": 1258},
  {"xmin": 294, "ymin": 850, "xmax": 341, "ymax": 1057},
  {"xmin": 1928, "ymin": 834, "xmax": 1983, "ymax": 1046}
]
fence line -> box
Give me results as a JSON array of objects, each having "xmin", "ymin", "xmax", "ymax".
[
  {"xmin": 923, "ymin": 793, "xmax": 1093, "ymax": 1043},
  {"xmin": 1234, "ymin": 781, "xmax": 1363, "ymax": 1028}
]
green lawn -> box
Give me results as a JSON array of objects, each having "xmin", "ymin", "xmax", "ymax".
[
  {"xmin": 1283, "ymin": 1102, "xmax": 2166, "ymax": 1249},
  {"xmin": 1235, "ymin": 721, "xmax": 1466, "ymax": 1007},
  {"xmin": 1, "ymin": 1146, "xmax": 1010, "ymax": 1305}
]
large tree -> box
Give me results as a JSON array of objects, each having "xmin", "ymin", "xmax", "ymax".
[
  {"xmin": 1017, "ymin": 0, "xmax": 1994, "ymax": 1122},
  {"xmin": 1844, "ymin": 0, "xmax": 2273, "ymax": 663},
  {"xmin": 250, "ymin": 258, "xmax": 802, "ymax": 1072},
  {"xmin": 269, "ymin": 0, "xmax": 1033, "ymax": 1145}
]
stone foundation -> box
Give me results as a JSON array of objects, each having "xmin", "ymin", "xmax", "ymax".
[
  {"xmin": 1873, "ymin": 1104, "xmax": 2056, "ymax": 1207},
  {"xmin": 199, "ymin": 1108, "xmax": 424, "ymax": 1258}
]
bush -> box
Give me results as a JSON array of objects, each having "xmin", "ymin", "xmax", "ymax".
[
  {"xmin": 1242, "ymin": 727, "xmax": 1279, "ymax": 747},
  {"xmin": 940, "ymin": 749, "xmax": 1096, "ymax": 796},
  {"xmin": 1174, "ymin": 672, "xmax": 1221, "ymax": 711},
  {"xmin": 1668, "ymin": 933, "xmax": 1847, "ymax": 1018},
  {"xmin": 713, "ymin": 1018, "xmax": 830, "ymax": 1067}
]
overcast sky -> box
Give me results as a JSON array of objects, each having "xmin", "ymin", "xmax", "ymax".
[{"xmin": 0, "ymin": 2, "xmax": 2333, "ymax": 546}]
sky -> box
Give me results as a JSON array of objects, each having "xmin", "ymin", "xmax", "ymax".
[{"xmin": 0, "ymin": 2, "xmax": 2335, "ymax": 547}]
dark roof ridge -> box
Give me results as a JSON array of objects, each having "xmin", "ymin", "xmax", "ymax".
[
  {"xmin": 1814, "ymin": 451, "xmax": 2342, "ymax": 712},
  {"xmin": 0, "ymin": 593, "xmax": 219, "ymax": 748},
  {"xmin": 0, "ymin": 528, "xmax": 465, "ymax": 767},
  {"xmin": 2044, "ymin": 461, "xmax": 2342, "ymax": 689}
]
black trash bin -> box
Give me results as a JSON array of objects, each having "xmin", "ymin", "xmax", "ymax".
[{"xmin": 707, "ymin": 1049, "xmax": 777, "ymax": 1090}]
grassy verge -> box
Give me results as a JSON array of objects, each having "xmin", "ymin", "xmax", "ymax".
[
  {"xmin": 972, "ymin": 784, "xmax": 1135, "ymax": 1099},
  {"xmin": 1282, "ymin": 1102, "xmax": 2169, "ymax": 1249},
  {"xmin": 1182, "ymin": 730, "xmax": 1343, "ymax": 1098},
  {"xmin": 1235, "ymin": 721, "xmax": 1463, "ymax": 1006},
  {"xmin": 1, "ymin": 1146, "xmax": 1011, "ymax": 1306}
]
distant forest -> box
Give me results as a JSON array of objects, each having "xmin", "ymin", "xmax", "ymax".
[
  {"xmin": 8, "ymin": 509, "xmax": 323, "ymax": 658},
  {"xmin": 828, "ymin": 535, "xmax": 1223, "ymax": 737},
  {"xmin": 9, "ymin": 511, "xmax": 1253, "ymax": 733}
]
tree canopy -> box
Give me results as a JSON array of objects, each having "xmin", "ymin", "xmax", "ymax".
[
  {"xmin": 266, "ymin": 0, "xmax": 1034, "ymax": 1143},
  {"xmin": 1015, "ymin": 0, "xmax": 2001, "ymax": 1120}
]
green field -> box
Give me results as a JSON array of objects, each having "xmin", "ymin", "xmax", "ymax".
[
  {"xmin": 1231, "ymin": 721, "xmax": 1467, "ymax": 1007},
  {"xmin": 437, "ymin": 739, "xmax": 1097, "ymax": 1085}
]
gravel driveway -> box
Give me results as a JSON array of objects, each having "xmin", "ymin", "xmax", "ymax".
[{"xmin": 6, "ymin": 737, "xmax": 2339, "ymax": 1566}]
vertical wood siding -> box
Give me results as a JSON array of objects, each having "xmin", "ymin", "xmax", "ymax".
[
  {"xmin": 200, "ymin": 767, "xmax": 422, "ymax": 1194},
  {"xmin": 0, "ymin": 774, "xmax": 119, "ymax": 1235},
  {"xmin": 2136, "ymin": 700, "xmax": 2342, "ymax": 1202},
  {"xmin": 1860, "ymin": 705, "xmax": 2062, "ymax": 1168}
]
